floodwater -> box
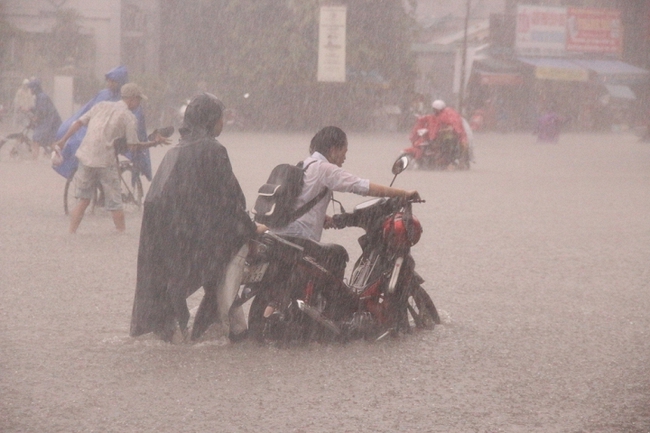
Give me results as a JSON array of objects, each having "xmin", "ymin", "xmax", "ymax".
[{"xmin": 1, "ymin": 128, "xmax": 649, "ymax": 432}]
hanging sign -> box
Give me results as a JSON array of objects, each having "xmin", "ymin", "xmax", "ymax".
[{"xmin": 317, "ymin": 5, "xmax": 347, "ymax": 82}]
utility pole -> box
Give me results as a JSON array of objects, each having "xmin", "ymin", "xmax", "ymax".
[{"xmin": 458, "ymin": 0, "xmax": 471, "ymax": 115}]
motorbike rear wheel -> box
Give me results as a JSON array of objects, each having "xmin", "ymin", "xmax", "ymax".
[{"xmin": 404, "ymin": 285, "xmax": 440, "ymax": 330}]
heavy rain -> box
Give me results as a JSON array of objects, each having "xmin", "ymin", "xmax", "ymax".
[{"xmin": 1, "ymin": 1, "xmax": 649, "ymax": 432}]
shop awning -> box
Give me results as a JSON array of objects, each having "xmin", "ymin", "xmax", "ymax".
[
  {"xmin": 570, "ymin": 59, "xmax": 648, "ymax": 84},
  {"xmin": 476, "ymin": 72, "xmax": 524, "ymax": 86},
  {"xmin": 604, "ymin": 84, "xmax": 636, "ymax": 100},
  {"xmin": 518, "ymin": 57, "xmax": 589, "ymax": 81}
]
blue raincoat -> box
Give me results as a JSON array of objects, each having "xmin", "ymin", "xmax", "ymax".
[
  {"xmin": 27, "ymin": 80, "xmax": 62, "ymax": 146},
  {"xmin": 53, "ymin": 66, "xmax": 152, "ymax": 180}
]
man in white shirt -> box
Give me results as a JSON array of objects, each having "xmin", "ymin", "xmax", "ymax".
[
  {"xmin": 274, "ymin": 126, "xmax": 420, "ymax": 242},
  {"xmin": 53, "ymin": 83, "xmax": 167, "ymax": 234}
]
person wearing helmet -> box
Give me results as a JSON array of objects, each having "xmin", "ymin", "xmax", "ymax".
[
  {"xmin": 430, "ymin": 100, "xmax": 470, "ymax": 170},
  {"xmin": 130, "ymin": 93, "xmax": 267, "ymax": 344}
]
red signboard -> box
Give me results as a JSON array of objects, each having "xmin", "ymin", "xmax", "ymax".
[{"xmin": 566, "ymin": 8, "xmax": 622, "ymax": 54}]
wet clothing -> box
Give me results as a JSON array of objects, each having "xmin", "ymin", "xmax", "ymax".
[
  {"xmin": 130, "ymin": 94, "xmax": 255, "ymax": 341},
  {"xmin": 74, "ymin": 164, "xmax": 123, "ymax": 211},
  {"xmin": 27, "ymin": 81, "xmax": 61, "ymax": 146},
  {"xmin": 536, "ymin": 111, "xmax": 565, "ymax": 143},
  {"xmin": 432, "ymin": 108, "xmax": 468, "ymax": 144},
  {"xmin": 75, "ymin": 100, "xmax": 139, "ymax": 167},
  {"xmin": 53, "ymin": 66, "xmax": 151, "ymax": 180},
  {"xmin": 272, "ymin": 151, "xmax": 369, "ymax": 242},
  {"xmin": 13, "ymin": 84, "xmax": 35, "ymax": 128}
]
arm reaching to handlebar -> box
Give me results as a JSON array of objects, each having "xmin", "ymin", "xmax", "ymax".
[{"xmin": 368, "ymin": 183, "xmax": 420, "ymax": 201}]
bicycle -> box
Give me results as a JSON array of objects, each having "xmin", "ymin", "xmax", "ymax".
[
  {"xmin": 63, "ymin": 155, "xmax": 144, "ymax": 215},
  {"xmin": 0, "ymin": 126, "xmax": 35, "ymax": 160},
  {"xmin": 62, "ymin": 127, "xmax": 173, "ymax": 215}
]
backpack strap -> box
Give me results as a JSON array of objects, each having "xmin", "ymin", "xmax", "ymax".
[{"xmin": 290, "ymin": 160, "xmax": 329, "ymax": 222}]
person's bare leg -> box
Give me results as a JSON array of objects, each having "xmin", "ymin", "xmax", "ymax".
[
  {"xmin": 112, "ymin": 210, "xmax": 125, "ymax": 232},
  {"xmin": 31, "ymin": 141, "xmax": 40, "ymax": 160},
  {"xmin": 69, "ymin": 198, "xmax": 91, "ymax": 233}
]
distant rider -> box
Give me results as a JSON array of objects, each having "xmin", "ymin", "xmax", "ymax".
[{"xmin": 409, "ymin": 100, "xmax": 470, "ymax": 170}]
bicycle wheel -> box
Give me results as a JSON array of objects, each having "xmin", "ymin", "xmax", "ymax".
[
  {"xmin": 118, "ymin": 163, "xmax": 143, "ymax": 212},
  {"xmin": 63, "ymin": 174, "xmax": 74, "ymax": 215},
  {"xmin": 0, "ymin": 134, "xmax": 31, "ymax": 161}
]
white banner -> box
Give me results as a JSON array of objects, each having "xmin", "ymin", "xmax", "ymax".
[
  {"xmin": 516, "ymin": 5, "xmax": 567, "ymax": 57},
  {"xmin": 317, "ymin": 5, "xmax": 347, "ymax": 82}
]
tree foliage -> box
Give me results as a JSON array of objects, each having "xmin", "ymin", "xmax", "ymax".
[{"xmin": 160, "ymin": 0, "xmax": 416, "ymax": 130}]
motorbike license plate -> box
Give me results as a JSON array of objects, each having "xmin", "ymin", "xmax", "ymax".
[{"xmin": 242, "ymin": 262, "xmax": 269, "ymax": 284}]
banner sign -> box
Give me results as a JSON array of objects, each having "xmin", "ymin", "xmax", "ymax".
[
  {"xmin": 535, "ymin": 66, "xmax": 588, "ymax": 82},
  {"xmin": 516, "ymin": 5, "xmax": 567, "ymax": 57},
  {"xmin": 516, "ymin": 5, "xmax": 622, "ymax": 56},
  {"xmin": 566, "ymin": 8, "xmax": 622, "ymax": 54},
  {"xmin": 317, "ymin": 6, "xmax": 347, "ymax": 83}
]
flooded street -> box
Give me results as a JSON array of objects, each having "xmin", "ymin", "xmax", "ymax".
[{"xmin": 1, "ymin": 130, "xmax": 649, "ymax": 432}]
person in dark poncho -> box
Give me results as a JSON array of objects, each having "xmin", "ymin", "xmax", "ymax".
[{"xmin": 130, "ymin": 93, "xmax": 266, "ymax": 343}]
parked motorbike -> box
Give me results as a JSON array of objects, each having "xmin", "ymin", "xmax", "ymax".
[
  {"xmin": 235, "ymin": 156, "xmax": 440, "ymax": 345},
  {"xmin": 398, "ymin": 126, "xmax": 465, "ymax": 170}
]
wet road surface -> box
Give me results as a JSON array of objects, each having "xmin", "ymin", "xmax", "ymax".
[{"xmin": 1, "ymin": 130, "xmax": 649, "ymax": 432}]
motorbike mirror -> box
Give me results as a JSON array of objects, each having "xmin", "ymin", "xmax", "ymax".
[{"xmin": 392, "ymin": 155, "xmax": 409, "ymax": 176}]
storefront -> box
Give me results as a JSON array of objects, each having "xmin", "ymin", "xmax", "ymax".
[{"xmin": 467, "ymin": 57, "xmax": 530, "ymax": 131}]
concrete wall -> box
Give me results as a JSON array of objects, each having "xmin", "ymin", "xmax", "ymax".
[{"xmin": 4, "ymin": 0, "xmax": 122, "ymax": 81}]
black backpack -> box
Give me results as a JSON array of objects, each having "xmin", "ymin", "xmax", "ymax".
[{"xmin": 253, "ymin": 161, "xmax": 328, "ymax": 228}]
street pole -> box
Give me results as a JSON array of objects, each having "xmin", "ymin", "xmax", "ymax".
[{"xmin": 458, "ymin": 0, "xmax": 471, "ymax": 115}]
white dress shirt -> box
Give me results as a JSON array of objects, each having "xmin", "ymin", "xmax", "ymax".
[{"xmin": 273, "ymin": 151, "xmax": 370, "ymax": 241}]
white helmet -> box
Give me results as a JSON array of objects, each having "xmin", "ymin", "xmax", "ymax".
[{"xmin": 432, "ymin": 99, "xmax": 446, "ymax": 111}]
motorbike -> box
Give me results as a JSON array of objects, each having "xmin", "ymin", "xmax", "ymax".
[
  {"xmin": 235, "ymin": 156, "xmax": 440, "ymax": 345},
  {"xmin": 398, "ymin": 126, "xmax": 466, "ymax": 170}
]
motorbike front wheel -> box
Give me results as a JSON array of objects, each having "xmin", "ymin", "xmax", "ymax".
[{"xmin": 404, "ymin": 285, "xmax": 440, "ymax": 330}]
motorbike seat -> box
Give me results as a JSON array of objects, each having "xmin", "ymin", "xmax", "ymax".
[{"xmin": 279, "ymin": 235, "xmax": 349, "ymax": 279}]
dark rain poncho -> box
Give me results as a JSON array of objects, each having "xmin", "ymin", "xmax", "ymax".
[{"xmin": 130, "ymin": 94, "xmax": 255, "ymax": 339}]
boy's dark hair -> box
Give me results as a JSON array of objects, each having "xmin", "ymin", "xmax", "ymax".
[{"xmin": 309, "ymin": 126, "xmax": 347, "ymax": 155}]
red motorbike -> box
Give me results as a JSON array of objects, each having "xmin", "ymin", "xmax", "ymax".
[
  {"xmin": 236, "ymin": 157, "xmax": 440, "ymax": 344},
  {"xmin": 398, "ymin": 125, "xmax": 465, "ymax": 170}
]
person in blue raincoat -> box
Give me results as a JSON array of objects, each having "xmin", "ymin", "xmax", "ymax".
[
  {"xmin": 53, "ymin": 66, "xmax": 152, "ymax": 181},
  {"xmin": 27, "ymin": 79, "xmax": 62, "ymax": 160}
]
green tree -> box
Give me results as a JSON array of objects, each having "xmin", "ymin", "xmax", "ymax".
[{"xmin": 160, "ymin": 0, "xmax": 415, "ymax": 130}]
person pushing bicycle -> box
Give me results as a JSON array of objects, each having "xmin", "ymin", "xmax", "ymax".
[{"xmin": 53, "ymin": 83, "xmax": 168, "ymax": 234}]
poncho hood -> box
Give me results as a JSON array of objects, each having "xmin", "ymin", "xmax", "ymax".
[
  {"xmin": 179, "ymin": 93, "xmax": 225, "ymax": 139},
  {"xmin": 105, "ymin": 66, "xmax": 129, "ymax": 86}
]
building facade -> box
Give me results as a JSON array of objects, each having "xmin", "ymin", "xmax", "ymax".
[{"xmin": 0, "ymin": 0, "xmax": 161, "ymax": 113}]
